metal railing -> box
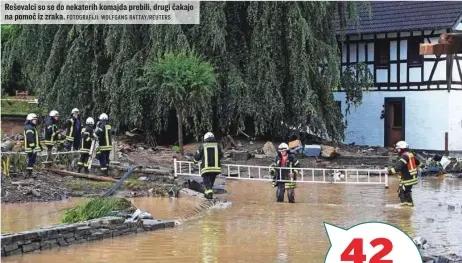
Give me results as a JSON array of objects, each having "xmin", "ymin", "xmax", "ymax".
[{"xmin": 173, "ymin": 158, "xmax": 389, "ymax": 188}]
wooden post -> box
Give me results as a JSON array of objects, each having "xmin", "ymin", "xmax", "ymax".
[{"xmin": 445, "ymin": 132, "xmax": 449, "ymax": 156}]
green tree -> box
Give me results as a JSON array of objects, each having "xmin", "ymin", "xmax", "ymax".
[
  {"xmin": 139, "ymin": 51, "xmax": 217, "ymax": 153},
  {"xmin": 1, "ymin": 2, "xmax": 371, "ymax": 143}
]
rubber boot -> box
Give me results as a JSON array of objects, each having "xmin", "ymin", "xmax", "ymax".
[
  {"xmin": 84, "ymin": 167, "xmax": 89, "ymax": 174},
  {"xmin": 77, "ymin": 166, "xmax": 82, "ymax": 173}
]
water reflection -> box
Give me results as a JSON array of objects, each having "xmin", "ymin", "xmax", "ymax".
[
  {"xmin": 275, "ymin": 209, "xmax": 289, "ymax": 263},
  {"xmin": 201, "ymin": 218, "xmax": 219, "ymax": 263}
]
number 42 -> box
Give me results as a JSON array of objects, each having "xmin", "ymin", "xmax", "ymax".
[{"xmin": 340, "ymin": 238, "xmax": 393, "ymax": 263}]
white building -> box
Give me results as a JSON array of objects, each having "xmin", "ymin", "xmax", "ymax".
[{"xmin": 334, "ymin": 1, "xmax": 462, "ymax": 155}]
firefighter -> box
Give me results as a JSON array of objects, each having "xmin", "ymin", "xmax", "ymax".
[
  {"xmin": 78, "ymin": 117, "xmax": 97, "ymax": 174},
  {"xmin": 388, "ymin": 140, "xmax": 420, "ymax": 207},
  {"xmin": 194, "ymin": 132, "xmax": 223, "ymax": 200},
  {"xmin": 44, "ymin": 110, "xmax": 59, "ymax": 158},
  {"xmin": 95, "ymin": 113, "xmax": 112, "ymax": 176},
  {"xmin": 65, "ymin": 108, "xmax": 82, "ymax": 151},
  {"xmin": 24, "ymin": 113, "xmax": 41, "ymax": 177},
  {"xmin": 270, "ymin": 143, "xmax": 301, "ymax": 203}
]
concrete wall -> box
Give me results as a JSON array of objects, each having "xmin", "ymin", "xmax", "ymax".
[
  {"xmin": 0, "ymin": 188, "xmax": 223, "ymax": 258},
  {"xmin": 334, "ymin": 90, "xmax": 451, "ymax": 151},
  {"xmin": 1, "ymin": 216, "xmax": 175, "ymax": 257}
]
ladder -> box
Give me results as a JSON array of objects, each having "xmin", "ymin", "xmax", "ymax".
[{"xmin": 174, "ymin": 159, "xmax": 389, "ymax": 188}]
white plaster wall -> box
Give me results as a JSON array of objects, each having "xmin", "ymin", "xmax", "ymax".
[
  {"xmin": 334, "ymin": 91, "xmax": 450, "ymax": 150},
  {"xmin": 452, "ymin": 55, "xmax": 462, "ymax": 82},
  {"xmin": 448, "ymin": 88, "xmax": 462, "ymax": 151}
]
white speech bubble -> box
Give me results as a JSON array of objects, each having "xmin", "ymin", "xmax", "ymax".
[{"xmin": 324, "ymin": 221, "xmax": 422, "ymax": 263}]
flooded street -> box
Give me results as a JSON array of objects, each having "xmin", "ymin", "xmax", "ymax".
[
  {"xmin": 1, "ymin": 197, "xmax": 202, "ymax": 233},
  {"xmin": 2, "ymin": 177, "xmax": 462, "ymax": 263}
]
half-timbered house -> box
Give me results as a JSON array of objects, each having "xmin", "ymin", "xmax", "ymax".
[{"xmin": 334, "ymin": 1, "xmax": 462, "ymax": 155}]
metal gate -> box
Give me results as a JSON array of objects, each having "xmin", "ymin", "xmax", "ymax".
[{"xmin": 173, "ymin": 159, "xmax": 389, "ymax": 188}]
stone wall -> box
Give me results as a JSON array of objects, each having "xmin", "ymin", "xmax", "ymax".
[{"xmin": 1, "ymin": 216, "xmax": 174, "ymax": 257}]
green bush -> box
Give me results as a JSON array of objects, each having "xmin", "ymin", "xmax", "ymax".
[
  {"xmin": 172, "ymin": 145, "xmax": 180, "ymax": 152},
  {"xmin": 60, "ymin": 197, "xmax": 134, "ymax": 224}
]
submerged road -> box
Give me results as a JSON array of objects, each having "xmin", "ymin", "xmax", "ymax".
[{"xmin": 2, "ymin": 176, "xmax": 462, "ymax": 262}]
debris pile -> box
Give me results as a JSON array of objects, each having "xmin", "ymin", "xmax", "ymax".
[
  {"xmin": 416, "ymin": 153, "xmax": 462, "ymax": 178},
  {"xmin": 414, "ymin": 237, "xmax": 462, "ymax": 263}
]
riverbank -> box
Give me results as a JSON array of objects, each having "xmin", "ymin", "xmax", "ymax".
[
  {"xmin": 1, "ymin": 189, "xmax": 228, "ymax": 258},
  {"xmin": 1, "ymin": 172, "xmax": 179, "ymax": 204}
]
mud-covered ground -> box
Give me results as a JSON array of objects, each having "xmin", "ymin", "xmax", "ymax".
[
  {"xmin": 1, "ymin": 171, "xmax": 180, "ymax": 204},
  {"xmin": 1, "ymin": 132, "xmax": 396, "ymax": 203}
]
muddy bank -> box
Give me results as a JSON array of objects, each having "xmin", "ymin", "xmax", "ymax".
[{"xmin": 1, "ymin": 172, "xmax": 181, "ymax": 204}]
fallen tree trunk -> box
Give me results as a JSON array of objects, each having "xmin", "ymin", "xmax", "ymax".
[{"xmin": 45, "ymin": 168, "xmax": 119, "ymax": 182}]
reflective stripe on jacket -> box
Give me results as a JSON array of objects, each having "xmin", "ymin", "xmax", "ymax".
[
  {"xmin": 44, "ymin": 118, "xmax": 57, "ymax": 146},
  {"xmin": 270, "ymin": 153, "xmax": 300, "ymax": 189},
  {"xmin": 80, "ymin": 126, "xmax": 96, "ymax": 153},
  {"xmin": 390, "ymin": 151, "xmax": 420, "ymax": 186},
  {"xmin": 24, "ymin": 122, "xmax": 41, "ymax": 153},
  {"xmin": 193, "ymin": 141, "xmax": 223, "ymax": 176},
  {"xmin": 95, "ymin": 121, "xmax": 112, "ymax": 151}
]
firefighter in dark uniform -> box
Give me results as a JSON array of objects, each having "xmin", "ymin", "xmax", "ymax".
[
  {"xmin": 78, "ymin": 117, "xmax": 97, "ymax": 174},
  {"xmin": 65, "ymin": 108, "xmax": 82, "ymax": 151},
  {"xmin": 194, "ymin": 132, "xmax": 223, "ymax": 200},
  {"xmin": 44, "ymin": 110, "xmax": 59, "ymax": 159},
  {"xmin": 24, "ymin": 113, "xmax": 41, "ymax": 177},
  {"xmin": 270, "ymin": 143, "xmax": 301, "ymax": 203},
  {"xmin": 95, "ymin": 113, "xmax": 112, "ymax": 176},
  {"xmin": 388, "ymin": 140, "xmax": 420, "ymax": 207}
]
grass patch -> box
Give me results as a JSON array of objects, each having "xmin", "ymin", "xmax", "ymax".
[
  {"xmin": 60, "ymin": 197, "xmax": 134, "ymax": 224},
  {"xmin": 1, "ymin": 96, "xmax": 45, "ymax": 116},
  {"xmin": 66, "ymin": 181, "xmax": 114, "ymax": 192},
  {"xmin": 124, "ymin": 179, "xmax": 150, "ymax": 191},
  {"xmin": 88, "ymin": 181, "xmax": 114, "ymax": 189}
]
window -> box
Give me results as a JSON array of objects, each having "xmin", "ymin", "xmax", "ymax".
[
  {"xmin": 392, "ymin": 102, "xmax": 402, "ymax": 128},
  {"xmin": 374, "ymin": 40, "xmax": 390, "ymax": 68},
  {"xmin": 408, "ymin": 37, "xmax": 423, "ymax": 66}
]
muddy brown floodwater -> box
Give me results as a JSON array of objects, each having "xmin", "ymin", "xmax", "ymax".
[{"xmin": 2, "ymin": 177, "xmax": 462, "ymax": 263}]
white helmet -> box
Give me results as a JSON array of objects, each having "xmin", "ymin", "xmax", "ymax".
[
  {"xmin": 278, "ymin": 143, "xmax": 289, "ymax": 151},
  {"xmin": 204, "ymin": 132, "xmax": 214, "ymax": 140},
  {"xmin": 395, "ymin": 141, "xmax": 409, "ymax": 149},
  {"xmin": 49, "ymin": 110, "xmax": 59, "ymax": 117},
  {"xmin": 86, "ymin": 117, "xmax": 95, "ymax": 125},
  {"xmin": 71, "ymin": 108, "xmax": 79, "ymax": 114},
  {"xmin": 99, "ymin": 113, "xmax": 108, "ymax": 120},
  {"xmin": 26, "ymin": 113, "xmax": 38, "ymax": 121}
]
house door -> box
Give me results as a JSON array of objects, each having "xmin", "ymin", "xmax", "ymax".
[{"xmin": 384, "ymin": 98, "xmax": 405, "ymax": 147}]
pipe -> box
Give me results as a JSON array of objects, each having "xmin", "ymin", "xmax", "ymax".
[{"xmin": 102, "ymin": 165, "xmax": 142, "ymax": 197}]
